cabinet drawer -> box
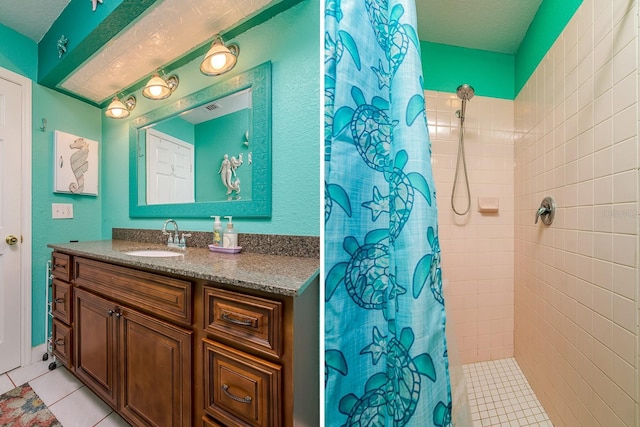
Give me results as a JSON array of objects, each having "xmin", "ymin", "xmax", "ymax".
[
  {"xmin": 74, "ymin": 257, "xmax": 192, "ymax": 325},
  {"xmin": 203, "ymin": 339, "xmax": 281, "ymax": 427},
  {"xmin": 52, "ymin": 318, "xmax": 72, "ymax": 369},
  {"xmin": 202, "ymin": 416, "xmax": 223, "ymax": 427},
  {"xmin": 204, "ymin": 287, "xmax": 282, "ymax": 358},
  {"xmin": 51, "ymin": 252, "xmax": 72, "ymax": 281},
  {"xmin": 52, "ymin": 279, "xmax": 72, "ymax": 324}
]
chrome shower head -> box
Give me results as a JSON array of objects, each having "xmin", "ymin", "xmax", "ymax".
[{"xmin": 456, "ymin": 84, "xmax": 475, "ymax": 101}]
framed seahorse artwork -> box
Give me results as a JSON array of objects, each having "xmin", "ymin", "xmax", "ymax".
[{"xmin": 54, "ymin": 130, "xmax": 99, "ymax": 196}]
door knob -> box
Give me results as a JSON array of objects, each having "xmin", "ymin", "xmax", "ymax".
[{"xmin": 5, "ymin": 235, "xmax": 18, "ymax": 245}]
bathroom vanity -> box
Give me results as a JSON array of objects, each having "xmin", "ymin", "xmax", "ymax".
[{"xmin": 48, "ymin": 239, "xmax": 319, "ymax": 427}]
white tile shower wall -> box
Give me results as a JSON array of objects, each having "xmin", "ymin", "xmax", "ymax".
[
  {"xmin": 514, "ymin": 0, "xmax": 639, "ymax": 426},
  {"xmin": 426, "ymin": 90, "xmax": 515, "ymax": 364}
]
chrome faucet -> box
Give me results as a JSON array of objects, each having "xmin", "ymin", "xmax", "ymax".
[
  {"xmin": 162, "ymin": 219, "xmax": 191, "ymax": 249},
  {"xmin": 162, "ymin": 219, "xmax": 179, "ymax": 243}
]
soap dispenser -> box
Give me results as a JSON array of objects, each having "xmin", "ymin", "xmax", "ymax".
[
  {"xmin": 223, "ymin": 216, "xmax": 237, "ymax": 248},
  {"xmin": 211, "ymin": 216, "xmax": 223, "ymax": 247}
]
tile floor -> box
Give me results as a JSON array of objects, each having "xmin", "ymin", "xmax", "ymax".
[
  {"xmin": 3, "ymin": 356, "xmax": 548, "ymax": 427},
  {"xmin": 463, "ymin": 358, "xmax": 553, "ymax": 427},
  {"xmin": 0, "ymin": 359, "xmax": 131, "ymax": 427}
]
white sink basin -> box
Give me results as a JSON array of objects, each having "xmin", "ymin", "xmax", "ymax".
[{"xmin": 123, "ymin": 250, "xmax": 184, "ymax": 258}]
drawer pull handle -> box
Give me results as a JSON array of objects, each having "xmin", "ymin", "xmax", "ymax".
[
  {"xmin": 222, "ymin": 384, "xmax": 252, "ymax": 404},
  {"xmin": 54, "ymin": 264, "xmax": 65, "ymax": 269},
  {"xmin": 221, "ymin": 313, "xmax": 253, "ymax": 327},
  {"xmin": 54, "ymin": 339, "xmax": 64, "ymax": 346},
  {"xmin": 54, "ymin": 298, "xmax": 65, "ymax": 304}
]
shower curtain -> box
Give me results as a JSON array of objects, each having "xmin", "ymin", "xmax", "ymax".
[{"xmin": 324, "ymin": 0, "xmax": 452, "ymax": 424}]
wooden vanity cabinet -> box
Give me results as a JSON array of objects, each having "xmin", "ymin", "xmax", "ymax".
[
  {"xmin": 72, "ymin": 257, "xmax": 193, "ymax": 427},
  {"xmin": 49, "ymin": 249, "xmax": 319, "ymax": 427}
]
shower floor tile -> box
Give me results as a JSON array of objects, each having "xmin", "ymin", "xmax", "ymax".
[{"xmin": 463, "ymin": 358, "xmax": 553, "ymax": 427}]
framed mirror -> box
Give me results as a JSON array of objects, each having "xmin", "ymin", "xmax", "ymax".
[{"xmin": 129, "ymin": 62, "xmax": 271, "ymax": 218}]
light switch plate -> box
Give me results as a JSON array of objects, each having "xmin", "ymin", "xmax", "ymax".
[{"xmin": 52, "ymin": 203, "xmax": 73, "ymax": 219}]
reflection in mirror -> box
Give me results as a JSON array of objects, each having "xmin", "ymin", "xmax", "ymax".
[
  {"xmin": 129, "ymin": 61, "xmax": 271, "ymax": 218},
  {"xmin": 138, "ymin": 89, "xmax": 252, "ymax": 204}
]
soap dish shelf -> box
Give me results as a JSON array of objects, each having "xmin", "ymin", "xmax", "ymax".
[{"xmin": 208, "ymin": 245, "xmax": 242, "ymax": 254}]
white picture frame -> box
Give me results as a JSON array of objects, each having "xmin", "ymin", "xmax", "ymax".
[{"xmin": 54, "ymin": 130, "xmax": 99, "ymax": 196}]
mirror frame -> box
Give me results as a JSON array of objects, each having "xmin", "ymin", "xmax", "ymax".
[{"xmin": 129, "ymin": 61, "xmax": 272, "ymax": 218}]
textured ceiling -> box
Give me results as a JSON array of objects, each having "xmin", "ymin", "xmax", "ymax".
[
  {"xmin": 416, "ymin": 0, "xmax": 543, "ymax": 54},
  {"xmin": 0, "ymin": 0, "xmax": 543, "ymax": 102},
  {"xmin": 0, "ymin": 0, "xmax": 70, "ymax": 42},
  {"xmin": 60, "ymin": 0, "xmax": 278, "ymax": 103}
]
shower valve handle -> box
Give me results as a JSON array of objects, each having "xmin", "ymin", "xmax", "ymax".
[{"xmin": 535, "ymin": 197, "xmax": 555, "ymax": 225}]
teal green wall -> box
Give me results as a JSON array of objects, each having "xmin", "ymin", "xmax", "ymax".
[
  {"xmin": 31, "ymin": 85, "xmax": 102, "ymax": 345},
  {"xmin": 153, "ymin": 116, "xmax": 196, "ymax": 144},
  {"xmin": 421, "ymin": 0, "xmax": 582, "ymax": 100},
  {"xmin": 515, "ymin": 0, "xmax": 582, "ymax": 96},
  {"xmin": 421, "ymin": 41, "xmax": 514, "ymax": 99},
  {"xmin": 0, "ymin": 23, "xmax": 37, "ymax": 80},
  {"xmin": 194, "ymin": 110, "xmax": 252, "ymax": 201},
  {"xmin": 0, "ymin": 23, "xmax": 103, "ymax": 346},
  {"xmin": 101, "ymin": 0, "xmax": 319, "ymax": 236}
]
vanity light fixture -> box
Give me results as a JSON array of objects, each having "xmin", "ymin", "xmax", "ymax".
[
  {"xmin": 200, "ymin": 34, "xmax": 239, "ymax": 76},
  {"xmin": 105, "ymin": 95, "xmax": 136, "ymax": 119},
  {"xmin": 142, "ymin": 72, "xmax": 179, "ymax": 100}
]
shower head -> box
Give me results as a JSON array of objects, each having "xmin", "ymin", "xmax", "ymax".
[{"xmin": 456, "ymin": 84, "xmax": 475, "ymax": 101}]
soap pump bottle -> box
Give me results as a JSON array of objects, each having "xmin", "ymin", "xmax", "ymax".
[
  {"xmin": 223, "ymin": 216, "xmax": 237, "ymax": 248},
  {"xmin": 211, "ymin": 216, "xmax": 223, "ymax": 247}
]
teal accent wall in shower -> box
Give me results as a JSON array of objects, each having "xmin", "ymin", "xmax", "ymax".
[
  {"xmin": 514, "ymin": 0, "xmax": 583, "ymax": 96},
  {"xmin": 420, "ymin": 0, "xmax": 582, "ymax": 100},
  {"xmin": 421, "ymin": 41, "xmax": 515, "ymax": 99}
]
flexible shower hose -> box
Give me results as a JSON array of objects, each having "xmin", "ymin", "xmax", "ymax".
[{"xmin": 451, "ymin": 116, "xmax": 471, "ymax": 215}]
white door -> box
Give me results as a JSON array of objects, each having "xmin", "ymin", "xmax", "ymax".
[
  {"xmin": 0, "ymin": 76, "xmax": 23, "ymax": 374},
  {"xmin": 146, "ymin": 129, "xmax": 194, "ymax": 205}
]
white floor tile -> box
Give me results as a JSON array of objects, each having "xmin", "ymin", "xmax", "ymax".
[
  {"xmin": 29, "ymin": 366, "xmax": 83, "ymax": 406},
  {"xmin": 48, "ymin": 386, "xmax": 113, "ymax": 427},
  {"xmin": 0, "ymin": 373, "xmax": 15, "ymax": 394},
  {"xmin": 6, "ymin": 359, "xmax": 52, "ymax": 386},
  {"xmin": 463, "ymin": 358, "xmax": 553, "ymax": 427},
  {"xmin": 95, "ymin": 412, "xmax": 132, "ymax": 427}
]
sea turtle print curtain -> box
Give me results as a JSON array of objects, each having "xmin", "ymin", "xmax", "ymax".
[{"xmin": 324, "ymin": 0, "xmax": 452, "ymax": 424}]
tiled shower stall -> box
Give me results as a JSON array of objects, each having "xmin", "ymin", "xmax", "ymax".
[{"xmin": 429, "ymin": 0, "xmax": 639, "ymax": 425}]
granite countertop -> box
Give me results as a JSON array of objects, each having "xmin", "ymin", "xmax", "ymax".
[{"xmin": 48, "ymin": 240, "xmax": 319, "ymax": 297}]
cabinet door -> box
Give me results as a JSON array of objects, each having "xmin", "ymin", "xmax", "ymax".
[
  {"xmin": 119, "ymin": 308, "xmax": 192, "ymax": 427},
  {"xmin": 74, "ymin": 288, "xmax": 118, "ymax": 408}
]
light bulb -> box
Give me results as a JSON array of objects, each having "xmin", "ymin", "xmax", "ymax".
[
  {"xmin": 149, "ymin": 85, "xmax": 163, "ymax": 97},
  {"xmin": 210, "ymin": 53, "xmax": 227, "ymax": 70},
  {"xmin": 111, "ymin": 108, "xmax": 123, "ymax": 117}
]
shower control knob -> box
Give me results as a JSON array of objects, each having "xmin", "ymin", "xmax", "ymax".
[{"xmin": 535, "ymin": 196, "xmax": 555, "ymax": 226}]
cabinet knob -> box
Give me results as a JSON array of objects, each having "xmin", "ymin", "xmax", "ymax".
[
  {"xmin": 54, "ymin": 298, "xmax": 65, "ymax": 304},
  {"xmin": 222, "ymin": 384, "xmax": 252, "ymax": 404},
  {"xmin": 108, "ymin": 309, "xmax": 115, "ymax": 316},
  {"xmin": 54, "ymin": 338, "xmax": 64, "ymax": 346}
]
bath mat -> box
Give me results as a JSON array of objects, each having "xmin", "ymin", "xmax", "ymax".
[{"xmin": 0, "ymin": 383, "xmax": 62, "ymax": 427}]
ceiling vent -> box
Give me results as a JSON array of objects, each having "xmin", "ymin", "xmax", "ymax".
[{"xmin": 205, "ymin": 103, "xmax": 221, "ymax": 111}]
